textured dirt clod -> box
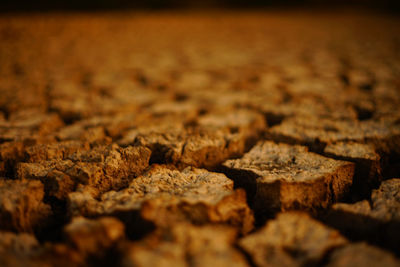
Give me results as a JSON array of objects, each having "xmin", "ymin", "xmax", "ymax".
[
  {"xmin": 324, "ymin": 141, "xmax": 382, "ymax": 199},
  {"xmin": 64, "ymin": 216, "xmax": 125, "ymax": 256},
  {"xmin": 120, "ymin": 223, "xmax": 249, "ymax": 267},
  {"xmin": 0, "ymin": 112, "xmax": 64, "ymax": 143},
  {"xmin": 0, "ymin": 10, "xmax": 400, "ymax": 266},
  {"xmin": 239, "ymin": 212, "xmax": 348, "ymax": 266},
  {"xmin": 134, "ymin": 110, "xmax": 265, "ymax": 168},
  {"xmin": 0, "ymin": 231, "xmax": 39, "ymax": 253},
  {"xmin": 267, "ymin": 116, "xmax": 400, "ymax": 191},
  {"xmin": 326, "ymin": 243, "xmax": 400, "ymax": 267},
  {"xmin": 325, "ymin": 178, "xmax": 400, "ymax": 253},
  {"xmin": 223, "ymin": 141, "xmax": 355, "ymax": 214},
  {"xmin": 17, "ymin": 144, "xmax": 151, "ymax": 199},
  {"xmin": 0, "ymin": 231, "xmax": 40, "ymax": 267},
  {"xmin": 268, "ymin": 116, "xmax": 400, "ymax": 152},
  {"xmin": 68, "ymin": 165, "xmax": 254, "ymax": 234},
  {"xmin": 332, "ymin": 178, "xmax": 400, "ymax": 222},
  {"xmin": 0, "ymin": 179, "xmax": 52, "ymax": 232}
]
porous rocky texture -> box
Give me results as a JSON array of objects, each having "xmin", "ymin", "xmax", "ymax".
[
  {"xmin": 68, "ymin": 165, "xmax": 254, "ymax": 235},
  {"xmin": 16, "ymin": 144, "xmax": 151, "ymax": 199},
  {"xmin": 239, "ymin": 212, "xmax": 348, "ymax": 266},
  {"xmin": 0, "ymin": 10, "xmax": 400, "ymax": 266},
  {"xmin": 267, "ymin": 116, "xmax": 400, "ymax": 154},
  {"xmin": 134, "ymin": 109, "xmax": 265, "ymax": 169},
  {"xmin": 267, "ymin": 116, "xmax": 400, "ymax": 194},
  {"xmin": 223, "ymin": 141, "xmax": 355, "ymax": 215},
  {"xmin": 325, "ymin": 178, "xmax": 400, "ymax": 253},
  {"xmin": 324, "ymin": 142, "xmax": 382, "ymax": 200}
]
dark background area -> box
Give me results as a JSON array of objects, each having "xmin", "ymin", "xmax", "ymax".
[{"xmin": 1, "ymin": 0, "xmax": 399, "ymax": 13}]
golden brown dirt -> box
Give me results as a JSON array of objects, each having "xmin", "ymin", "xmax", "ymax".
[{"xmin": 0, "ymin": 10, "xmax": 400, "ymax": 266}]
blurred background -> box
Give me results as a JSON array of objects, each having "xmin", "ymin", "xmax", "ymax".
[{"xmin": 1, "ymin": 0, "xmax": 399, "ymax": 13}]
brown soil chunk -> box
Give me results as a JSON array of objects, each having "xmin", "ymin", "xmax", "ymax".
[
  {"xmin": 331, "ymin": 178, "xmax": 400, "ymax": 223},
  {"xmin": 117, "ymin": 121, "xmax": 185, "ymax": 147},
  {"xmin": 326, "ymin": 243, "xmax": 400, "ymax": 267},
  {"xmin": 120, "ymin": 223, "xmax": 249, "ymax": 267},
  {"xmin": 64, "ymin": 216, "xmax": 125, "ymax": 256},
  {"xmin": 0, "ymin": 141, "xmax": 27, "ymax": 176},
  {"xmin": 0, "ymin": 231, "xmax": 81, "ymax": 267},
  {"xmin": 68, "ymin": 165, "xmax": 254, "ymax": 234},
  {"xmin": 0, "ymin": 232, "xmax": 82, "ymax": 267},
  {"xmin": 196, "ymin": 108, "xmax": 266, "ymax": 137},
  {"xmin": 257, "ymin": 97, "xmax": 359, "ymax": 125},
  {"xmin": 0, "ymin": 231, "xmax": 40, "ymax": 267},
  {"xmin": 17, "ymin": 145, "xmax": 151, "ymax": 199},
  {"xmin": 239, "ymin": 212, "xmax": 347, "ymax": 266},
  {"xmin": 223, "ymin": 141, "xmax": 354, "ymax": 214},
  {"xmin": 324, "ymin": 142, "xmax": 382, "ymax": 199},
  {"xmin": 0, "ymin": 112, "xmax": 64, "ymax": 142},
  {"xmin": 0, "ymin": 179, "xmax": 51, "ymax": 232},
  {"xmin": 326, "ymin": 178, "xmax": 400, "ymax": 253},
  {"xmin": 133, "ymin": 109, "xmax": 265, "ymax": 169},
  {"xmin": 0, "ymin": 10, "xmax": 400, "ymax": 266},
  {"xmin": 24, "ymin": 140, "xmax": 91, "ymax": 163},
  {"xmin": 134, "ymin": 128, "xmax": 247, "ymax": 169},
  {"xmin": 267, "ymin": 116, "xmax": 400, "ymax": 155},
  {"xmin": 0, "ymin": 231, "xmax": 39, "ymax": 254}
]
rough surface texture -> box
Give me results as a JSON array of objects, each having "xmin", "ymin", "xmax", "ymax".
[
  {"xmin": 223, "ymin": 141, "xmax": 355, "ymax": 213},
  {"xmin": 332, "ymin": 178, "xmax": 400, "ymax": 222},
  {"xmin": 16, "ymin": 144, "xmax": 151, "ymax": 199},
  {"xmin": 325, "ymin": 179, "xmax": 400, "ymax": 252},
  {"xmin": 240, "ymin": 212, "xmax": 348, "ymax": 266},
  {"xmin": 0, "ymin": 10, "xmax": 400, "ymax": 266},
  {"xmin": 68, "ymin": 165, "xmax": 254, "ymax": 234},
  {"xmin": 324, "ymin": 142, "xmax": 382, "ymax": 200}
]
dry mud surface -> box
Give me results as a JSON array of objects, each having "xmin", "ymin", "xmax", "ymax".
[{"xmin": 0, "ymin": 10, "xmax": 400, "ymax": 266}]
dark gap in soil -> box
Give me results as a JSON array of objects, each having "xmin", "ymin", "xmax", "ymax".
[
  {"xmin": 263, "ymin": 131, "xmax": 327, "ymax": 154},
  {"xmin": 44, "ymin": 82, "xmax": 54, "ymax": 113},
  {"xmin": 148, "ymin": 144, "xmax": 171, "ymax": 165},
  {"xmin": 174, "ymin": 92, "xmax": 189, "ymax": 102},
  {"xmin": 47, "ymin": 108, "xmax": 82, "ymax": 126},
  {"xmin": 0, "ymin": 106, "xmax": 10, "ymax": 120},
  {"xmin": 317, "ymin": 210, "xmax": 400, "ymax": 256},
  {"xmin": 234, "ymin": 243, "xmax": 257, "ymax": 267},
  {"xmin": 113, "ymin": 210, "xmax": 156, "ymax": 241},
  {"xmin": 354, "ymin": 106, "xmax": 374, "ymax": 121},
  {"xmin": 135, "ymin": 73, "xmax": 149, "ymax": 87},
  {"xmin": 323, "ymin": 153, "xmax": 381, "ymax": 203},
  {"xmin": 382, "ymin": 151, "xmax": 400, "ymax": 179},
  {"xmin": 264, "ymin": 112, "xmax": 286, "ymax": 127},
  {"xmin": 215, "ymin": 165, "xmax": 276, "ymax": 227},
  {"xmin": 318, "ymin": 245, "xmax": 345, "ymax": 267},
  {"xmin": 359, "ymin": 82, "xmax": 374, "ymax": 92},
  {"xmin": 36, "ymin": 196, "xmax": 69, "ymax": 243},
  {"xmin": 339, "ymin": 73, "xmax": 350, "ymax": 86},
  {"xmin": 2, "ymin": 159, "xmax": 17, "ymax": 179},
  {"xmin": 87, "ymin": 246, "xmax": 122, "ymax": 267}
]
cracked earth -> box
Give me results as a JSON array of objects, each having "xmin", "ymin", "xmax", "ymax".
[{"xmin": 0, "ymin": 10, "xmax": 399, "ymax": 267}]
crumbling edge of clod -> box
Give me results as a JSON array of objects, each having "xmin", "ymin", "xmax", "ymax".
[{"xmin": 218, "ymin": 147, "xmax": 355, "ymax": 223}]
